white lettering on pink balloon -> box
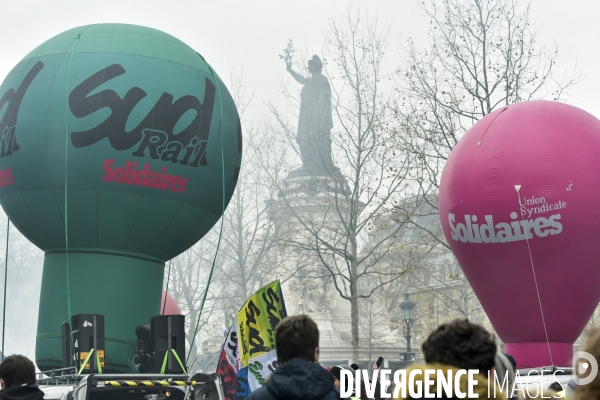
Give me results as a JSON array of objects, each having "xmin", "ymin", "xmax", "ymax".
[{"xmin": 448, "ymin": 210, "xmax": 563, "ymax": 244}]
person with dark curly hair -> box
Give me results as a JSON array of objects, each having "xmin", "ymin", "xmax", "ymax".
[
  {"xmin": 393, "ymin": 319, "xmax": 504, "ymax": 400},
  {"xmin": 422, "ymin": 319, "xmax": 497, "ymax": 372},
  {"xmin": 0, "ymin": 355, "xmax": 44, "ymax": 400}
]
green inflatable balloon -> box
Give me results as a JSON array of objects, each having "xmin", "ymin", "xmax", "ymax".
[{"xmin": 0, "ymin": 24, "xmax": 242, "ymax": 372}]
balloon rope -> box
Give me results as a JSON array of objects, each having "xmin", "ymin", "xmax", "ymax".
[
  {"xmin": 1, "ymin": 219, "xmax": 9, "ymax": 359},
  {"xmin": 64, "ymin": 34, "xmax": 81, "ymax": 339},
  {"xmin": 162, "ymin": 259, "xmax": 172, "ymax": 315},
  {"xmin": 186, "ymin": 62, "xmax": 226, "ymax": 361},
  {"xmin": 515, "ymin": 185, "xmax": 554, "ymax": 366}
]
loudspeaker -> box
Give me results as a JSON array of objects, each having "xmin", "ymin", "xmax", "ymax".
[
  {"xmin": 71, "ymin": 314, "xmax": 105, "ymax": 373},
  {"xmin": 61, "ymin": 322, "xmax": 72, "ymax": 368},
  {"xmin": 151, "ymin": 315, "xmax": 185, "ymax": 374}
]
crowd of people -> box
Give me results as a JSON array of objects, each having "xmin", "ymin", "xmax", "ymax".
[
  {"xmin": 1, "ymin": 315, "xmax": 599, "ymax": 399},
  {"xmin": 248, "ymin": 315, "xmax": 600, "ymax": 400}
]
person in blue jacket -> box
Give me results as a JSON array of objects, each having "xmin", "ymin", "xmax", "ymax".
[{"xmin": 247, "ymin": 314, "xmax": 343, "ymax": 400}]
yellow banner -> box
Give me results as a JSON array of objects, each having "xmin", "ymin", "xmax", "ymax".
[{"xmin": 237, "ymin": 281, "xmax": 287, "ymax": 367}]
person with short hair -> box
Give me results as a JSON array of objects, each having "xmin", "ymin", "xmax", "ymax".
[
  {"xmin": 394, "ymin": 319, "xmax": 505, "ymax": 400},
  {"xmin": 0, "ymin": 354, "xmax": 44, "ymax": 400},
  {"xmin": 247, "ymin": 314, "xmax": 341, "ymax": 400}
]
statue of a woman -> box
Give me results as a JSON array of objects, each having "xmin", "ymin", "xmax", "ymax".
[{"xmin": 286, "ymin": 55, "xmax": 334, "ymax": 171}]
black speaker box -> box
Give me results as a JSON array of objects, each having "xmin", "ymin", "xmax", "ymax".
[
  {"xmin": 71, "ymin": 314, "xmax": 105, "ymax": 373},
  {"xmin": 61, "ymin": 322, "xmax": 71, "ymax": 368},
  {"xmin": 151, "ymin": 315, "xmax": 186, "ymax": 374}
]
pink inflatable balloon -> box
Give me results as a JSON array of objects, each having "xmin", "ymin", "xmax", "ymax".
[
  {"xmin": 439, "ymin": 100, "xmax": 600, "ymax": 368},
  {"xmin": 160, "ymin": 291, "xmax": 182, "ymax": 315}
]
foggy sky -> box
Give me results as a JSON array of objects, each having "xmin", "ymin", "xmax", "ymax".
[
  {"xmin": 0, "ymin": 0, "xmax": 598, "ymax": 363},
  {"xmin": 1, "ymin": 0, "xmax": 596, "ymax": 117}
]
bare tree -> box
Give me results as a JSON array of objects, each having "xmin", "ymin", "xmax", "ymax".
[
  {"xmin": 387, "ymin": 0, "xmax": 579, "ymax": 331},
  {"xmin": 394, "ymin": 199, "xmax": 481, "ymax": 320},
  {"xmin": 217, "ymin": 136, "xmax": 283, "ymax": 313},
  {"xmin": 209, "ymin": 71, "xmax": 294, "ymax": 329},
  {"xmin": 265, "ymin": 5, "xmax": 412, "ymax": 363},
  {"xmin": 167, "ymin": 234, "xmax": 223, "ymax": 358},
  {"xmin": 358, "ymin": 295, "xmax": 394, "ymax": 367},
  {"xmin": 166, "ymin": 72, "xmax": 288, "ymax": 362},
  {"xmin": 393, "ymin": 0, "xmax": 579, "ymax": 240}
]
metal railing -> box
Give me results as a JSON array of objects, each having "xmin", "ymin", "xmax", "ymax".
[{"xmin": 36, "ymin": 367, "xmax": 80, "ymax": 386}]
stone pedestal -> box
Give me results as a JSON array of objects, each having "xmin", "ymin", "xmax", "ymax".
[{"xmin": 271, "ymin": 165, "xmax": 403, "ymax": 366}]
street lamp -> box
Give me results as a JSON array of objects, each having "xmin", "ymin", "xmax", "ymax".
[{"xmin": 400, "ymin": 293, "xmax": 416, "ymax": 364}]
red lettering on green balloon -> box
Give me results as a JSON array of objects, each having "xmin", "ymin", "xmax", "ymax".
[
  {"xmin": 0, "ymin": 168, "xmax": 14, "ymax": 187},
  {"xmin": 102, "ymin": 158, "xmax": 188, "ymax": 193}
]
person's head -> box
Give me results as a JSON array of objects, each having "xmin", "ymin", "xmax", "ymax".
[
  {"xmin": 275, "ymin": 314, "xmax": 319, "ymax": 364},
  {"xmin": 0, "ymin": 355, "xmax": 36, "ymax": 389},
  {"xmin": 307, "ymin": 55, "xmax": 323, "ymax": 74},
  {"xmin": 422, "ymin": 319, "xmax": 496, "ymax": 372}
]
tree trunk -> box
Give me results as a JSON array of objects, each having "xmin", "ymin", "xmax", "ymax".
[
  {"xmin": 350, "ymin": 289, "xmax": 359, "ymax": 364},
  {"xmin": 462, "ymin": 281, "xmax": 469, "ymax": 319},
  {"xmin": 237, "ymin": 187, "xmax": 248, "ymax": 302},
  {"xmin": 188, "ymin": 310, "xmax": 198, "ymax": 360},
  {"xmin": 350, "ymin": 257, "xmax": 359, "ymax": 363}
]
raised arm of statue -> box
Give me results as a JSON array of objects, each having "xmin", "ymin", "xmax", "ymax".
[{"xmin": 286, "ymin": 63, "xmax": 307, "ymax": 85}]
